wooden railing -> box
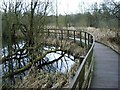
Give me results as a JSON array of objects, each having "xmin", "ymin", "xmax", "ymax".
[
  {"xmin": 43, "ymin": 28, "xmax": 95, "ymax": 89},
  {"xmin": 2, "ymin": 28, "xmax": 95, "ymax": 89}
]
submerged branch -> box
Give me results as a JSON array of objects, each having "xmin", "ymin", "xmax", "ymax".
[
  {"xmin": 38, "ymin": 51, "xmax": 66, "ymax": 68},
  {"xmin": 2, "ymin": 49, "xmax": 66, "ymax": 78}
]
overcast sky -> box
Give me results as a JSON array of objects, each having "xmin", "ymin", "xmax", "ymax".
[
  {"xmin": 0, "ymin": 0, "xmax": 119, "ymax": 15},
  {"xmin": 57, "ymin": 0, "xmax": 104, "ymax": 15},
  {"xmin": 56, "ymin": 0, "xmax": 120, "ymax": 15}
]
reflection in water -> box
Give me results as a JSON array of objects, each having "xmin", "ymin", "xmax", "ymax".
[
  {"xmin": 43, "ymin": 50, "xmax": 75, "ymax": 73},
  {"xmin": 1, "ymin": 41, "xmax": 75, "ymax": 85}
]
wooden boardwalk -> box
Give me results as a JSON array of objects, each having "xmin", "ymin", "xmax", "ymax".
[{"xmin": 90, "ymin": 43, "xmax": 119, "ymax": 88}]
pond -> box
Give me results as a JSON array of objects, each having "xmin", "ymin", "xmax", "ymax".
[{"xmin": 1, "ymin": 40, "xmax": 76, "ymax": 86}]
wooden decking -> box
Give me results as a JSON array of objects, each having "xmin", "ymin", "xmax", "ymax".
[{"xmin": 90, "ymin": 43, "xmax": 119, "ymax": 88}]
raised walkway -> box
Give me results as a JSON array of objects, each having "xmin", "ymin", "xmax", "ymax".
[{"xmin": 90, "ymin": 42, "xmax": 119, "ymax": 88}]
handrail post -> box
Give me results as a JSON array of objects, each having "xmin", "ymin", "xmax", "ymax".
[
  {"xmin": 61, "ymin": 30, "xmax": 63, "ymax": 47},
  {"xmin": 61, "ymin": 30, "xmax": 63, "ymax": 40},
  {"xmin": 59, "ymin": 30, "xmax": 61, "ymax": 39},
  {"xmin": 88, "ymin": 34, "xmax": 90, "ymax": 51},
  {"xmin": 88, "ymin": 34, "xmax": 89, "ymax": 46},
  {"xmin": 67, "ymin": 30, "xmax": 69, "ymax": 40},
  {"xmin": 74, "ymin": 31, "xmax": 75, "ymax": 43},
  {"xmin": 80, "ymin": 31, "xmax": 82, "ymax": 47},
  {"xmin": 48, "ymin": 29, "xmax": 49, "ymax": 36},
  {"xmin": 85, "ymin": 32, "xmax": 87, "ymax": 46},
  {"xmin": 91, "ymin": 36, "xmax": 93, "ymax": 44},
  {"xmin": 78, "ymin": 56, "xmax": 85, "ymax": 89}
]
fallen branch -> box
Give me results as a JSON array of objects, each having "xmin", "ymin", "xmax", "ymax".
[
  {"xmin": 2, "ymin": 49, "xmax": 66, "ymax": 78},
  {"xmin": 38, "ymin": 51, "xmax": 66, "ymax": 68}
]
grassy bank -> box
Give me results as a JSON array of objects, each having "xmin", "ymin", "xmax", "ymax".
[{"xmin": 84, "ymin": 27, "xmax": 119, "ymax": 54}]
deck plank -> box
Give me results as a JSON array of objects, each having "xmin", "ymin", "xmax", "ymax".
[{"xmin": 90, "ymin": 43, "xmax": 119, "ymax": 88}]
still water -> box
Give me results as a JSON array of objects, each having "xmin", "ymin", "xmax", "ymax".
[{"xmin": 1, "ymin": 40, "xmax": 75, "ymax": 85}]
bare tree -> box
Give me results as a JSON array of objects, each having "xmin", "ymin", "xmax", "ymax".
[{"xmin": 106, "ymin": 0, "xmax": 120, "ymax": 44}]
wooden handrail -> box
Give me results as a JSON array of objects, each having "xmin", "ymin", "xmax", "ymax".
[
  {"xmin": 2, "ymin": 28, "xmax": 95, "ymax": 89},
  {"xmin": 44, "ymin": 28, "xmax": 95, "ymax": 89}
]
